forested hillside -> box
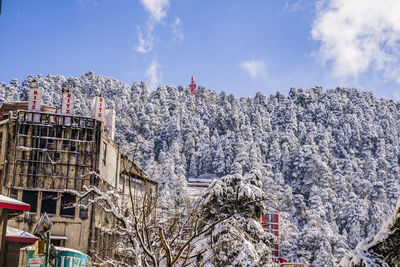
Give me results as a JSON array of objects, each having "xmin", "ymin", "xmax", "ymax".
[{"xmin": 1, "ymin": 72, "xmax": 400, "ymax": 266}]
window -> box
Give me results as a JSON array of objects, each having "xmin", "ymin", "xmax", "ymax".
[
  {"xmin": 49, "ymin": 128, "xmax": 55, "ymax": 138},
  {"xmin": 0, "ymin": 132, "xmax": 3, "ymax": 155},
  {"xmin": 62, "ymin": 140, "xmax": 70, "ymax": 148},
  {"xmin": 86, "ymin": 133, "xmax": 93, "ymax": 141},
  {"xmin": 41, "ymin": 192, "xmax": 57, "ymax": 215},
  {"xmin": 71, "ymin": 129, "xmax": 78, "ymax": 140},
  {"xmin": 70, "ymin": 141, "xmax": 77, "ymax": 151},
  {"xmin": 79, "ymin": 196, "xmax": 89, "ymax": 219},
  {"xmin": 22, "ymin": 191, "xmax": 38, "ymax": 213},
  {"xmin": 60, "ymin": 193, "xmax": 76, "ymax": 217},
  {"xmin": 9, "ymin": 188, "xmax": 17, "ymax": 199},
  {"xmin": 102, "ymin": 142, "xmax": 107, "ymax": 165}
]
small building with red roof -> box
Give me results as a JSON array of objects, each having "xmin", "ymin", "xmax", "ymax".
[{"xmin": 0, "ymin": 194, "xmax": 33, "ymax": 266}]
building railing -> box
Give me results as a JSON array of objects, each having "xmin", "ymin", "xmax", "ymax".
[{"xmin": 16, "ymin": 110, "xmax": 97, "ymax": 129}]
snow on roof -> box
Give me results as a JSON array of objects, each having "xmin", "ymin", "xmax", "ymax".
[
  {"xmin": 0, "ymin": 194, "xmax": 30, "ymax": 211},
  {"xmin": 187, "ymin": 178, "xmax": 214, "ymax": 183},
  {"xmin": 187, "ymin": 176, "xmax": 215, "ymax": 188},
  {"xmin": 6, "ymin": 227, "xmax": 38, "ymax": 243},
  {"xmin": 22, "ymin": 245, "xmax": 89, "ymax": 256},
  {"xmin": 51, "ymin": 236, "xmax": 68, "ymax": 240}
]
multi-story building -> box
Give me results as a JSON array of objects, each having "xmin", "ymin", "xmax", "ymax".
[
  {"xmin": 261, "ymin": 209, "xmax": 289, "ymax": 264},
  {"xmin": 0, "ymin": 83, "xmax": 157, "ymax": 264},
  {"xmin": 261, "ymin": 210, "xmax": 280, "ymax": 257}
]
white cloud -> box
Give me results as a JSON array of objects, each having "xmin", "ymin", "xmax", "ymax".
[
  {"xmin": 78, "ymin": 0, "xmax": 98, "ymax": 8},
  {"xmin": 140, "ymin": 0, "xmax": 170, "ymax": 23},
  {"xmin": 283, "ymin": 0, "xmax": 306, "ymax": 13},
  {"xmin": 135, "ymin": 25, "xmax": 154, "ymax": 53},
  {"xmin": 239, "ymin": 60, "xmax": 267, "ymax": 79},
  {"xmin": 312, "ymin": 0, "xmax": 400, "ymax": 82},
  {"xmin": 135, "ymin": 0, "xmax": 172, "ymax": 54},
  {"xmin": 171, "ymin": 17, "xmax": 184, "ymax": 43},
  {"xmin": 146, "ymin": 60, "xmax": 161, "ymax": 90}
]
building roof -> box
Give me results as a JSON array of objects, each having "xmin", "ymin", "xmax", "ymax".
[
  {"xmin": 0, "ymin": 101, "xmax": 57, "ymax": 120},
  {"xmin": 119, "ymin": 149, "xmax": 157, "ymax": 185},
  {"xmin": 0, "ymin": 194, "xmax": 30, "ymax": 211},
  {"xmin": 187, "ymin": 177, "xmax": 213, "ymax": 188},
  {"xmin": 6, "ymin": 227, "xmax": 38, "ymax": 243}
]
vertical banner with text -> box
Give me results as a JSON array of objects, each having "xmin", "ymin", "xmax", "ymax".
[
  {"xmin": 28, "ymin": 88, "xmax": 42, "ymax": 122},
  {"xmin": 61, "ymin": 90, "xmax": 75, "ymax": 124},
  {"xmin": 90, "ymin": 95, "xmax": 105, "ymax": 121}
]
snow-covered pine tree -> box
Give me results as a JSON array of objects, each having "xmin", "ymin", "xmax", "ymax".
[
  {"xmin": 3, "ymin": 73, "xmax": 400, "ymax": 265},
  {"xmin": 189, "ymin": 171, "xmax": 276, "ymax": 266},
  {"xmin": 338, "ymin": 196, "xmax": 400, "ymax": 267}
]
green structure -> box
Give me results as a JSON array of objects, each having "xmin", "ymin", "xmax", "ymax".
[{"xmin": 24, "ymin": 246, "xmax": 90, "ymax": 267}]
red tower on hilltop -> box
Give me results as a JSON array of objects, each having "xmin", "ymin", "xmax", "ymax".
[{"xmin": 189, "ymin": 75, "xmax": 197, "ymax": 96}]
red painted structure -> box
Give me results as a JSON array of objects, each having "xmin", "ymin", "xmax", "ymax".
[
  {"xmin": 189, "ymin": 75, "xmax": 197, "ymax": 96},
  {"xmin": 261, "ymin": 210, "xmax": 287, "ymax": 263},
  {"xmin": 0, "ymin": 201, "xmax": 30, "ymax": 211},
  {"xmin": 0, "ymin": 195, "xmax": 31, "ymax": 265},
  {"xmin": 6, "ymin": 227, "xmax": 38, "ymax": 243}
]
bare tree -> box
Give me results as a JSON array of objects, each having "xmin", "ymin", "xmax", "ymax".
[{"xmin": 66, "ymin": 153, "xmax": 275, "ymax": 266}]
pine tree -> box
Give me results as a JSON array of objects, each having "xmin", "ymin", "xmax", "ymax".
[{"xmin": 189, "ymin": 172, "xmax": 276, "ymax": 266}]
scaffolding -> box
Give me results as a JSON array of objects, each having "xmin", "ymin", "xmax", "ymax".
[{"xmin": 8, "ymin": 110, "xmax": 102, "ymax": 191}]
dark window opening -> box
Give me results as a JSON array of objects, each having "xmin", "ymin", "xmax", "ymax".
[
  {"xmin": 21, "ymin": 125, "xmax": 30, "ymax": 135},
  {"xmin": 41, "ymin": 192, "xmax": 57, "ymax": 215},
  {"xmin": 39, "ymin": 127, "xmax": 47, "ymax": 136},
  {"xmin": 22, "ymin": 191, "xmax": 38, "ymax": 213},
  {"xmin": 70, "ymin": 142, "xmax": 77, "ymax": 151},
  {"xmin": 86, "ymin": 133, "xmax": 93, "ymax": 141},
  {"xmin": 9, "ymin": 188, "xmax": 18, "ymax": 200},
  {"xmin": 49, "ymin": 128, "xmax": 55, "ymax": 138},
  {"xmin": 79, "ymin": 130, "xmax": 86, "ymax": 140},
  {"xmin": 60, "ymin": 193, "xmax": 76, "ymax": 217},
  {"xmin": 31, "ymin": 139, "xmax": 38, "ymax": 149},
  {"xmin": 102, "ymin": 142, "xmax": 107, "ymax": 165},
  {"xmin": 56, "ymin": 127, "xmax": 62, "ymax": 138},
  {"xmin": 71, "ymin": 129, "xmax": 78, "ymax": 140},
  {"xmin": 33, "ymin": 126, "xmax": 39, "ymax": 136},
  {"xmin": 62, "ymin": 140, "xmax": 70, "ymax": 148},
  {"xmin": 0, "ymin": 132, "xmax": 3, "ymax": 155},
  {"xmin": 39, "ymin": 139, "xmax": 46, "ymax": 148}
]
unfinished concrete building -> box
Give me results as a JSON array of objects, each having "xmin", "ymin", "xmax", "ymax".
[{"xmin": 0, "ymin": 85, "xmax": 157, "ymax": 263}]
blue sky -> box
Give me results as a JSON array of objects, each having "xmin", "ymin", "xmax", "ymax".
[{"xmin": 1, "ymin": 0, "xmax": 400, "ymax": 99}]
